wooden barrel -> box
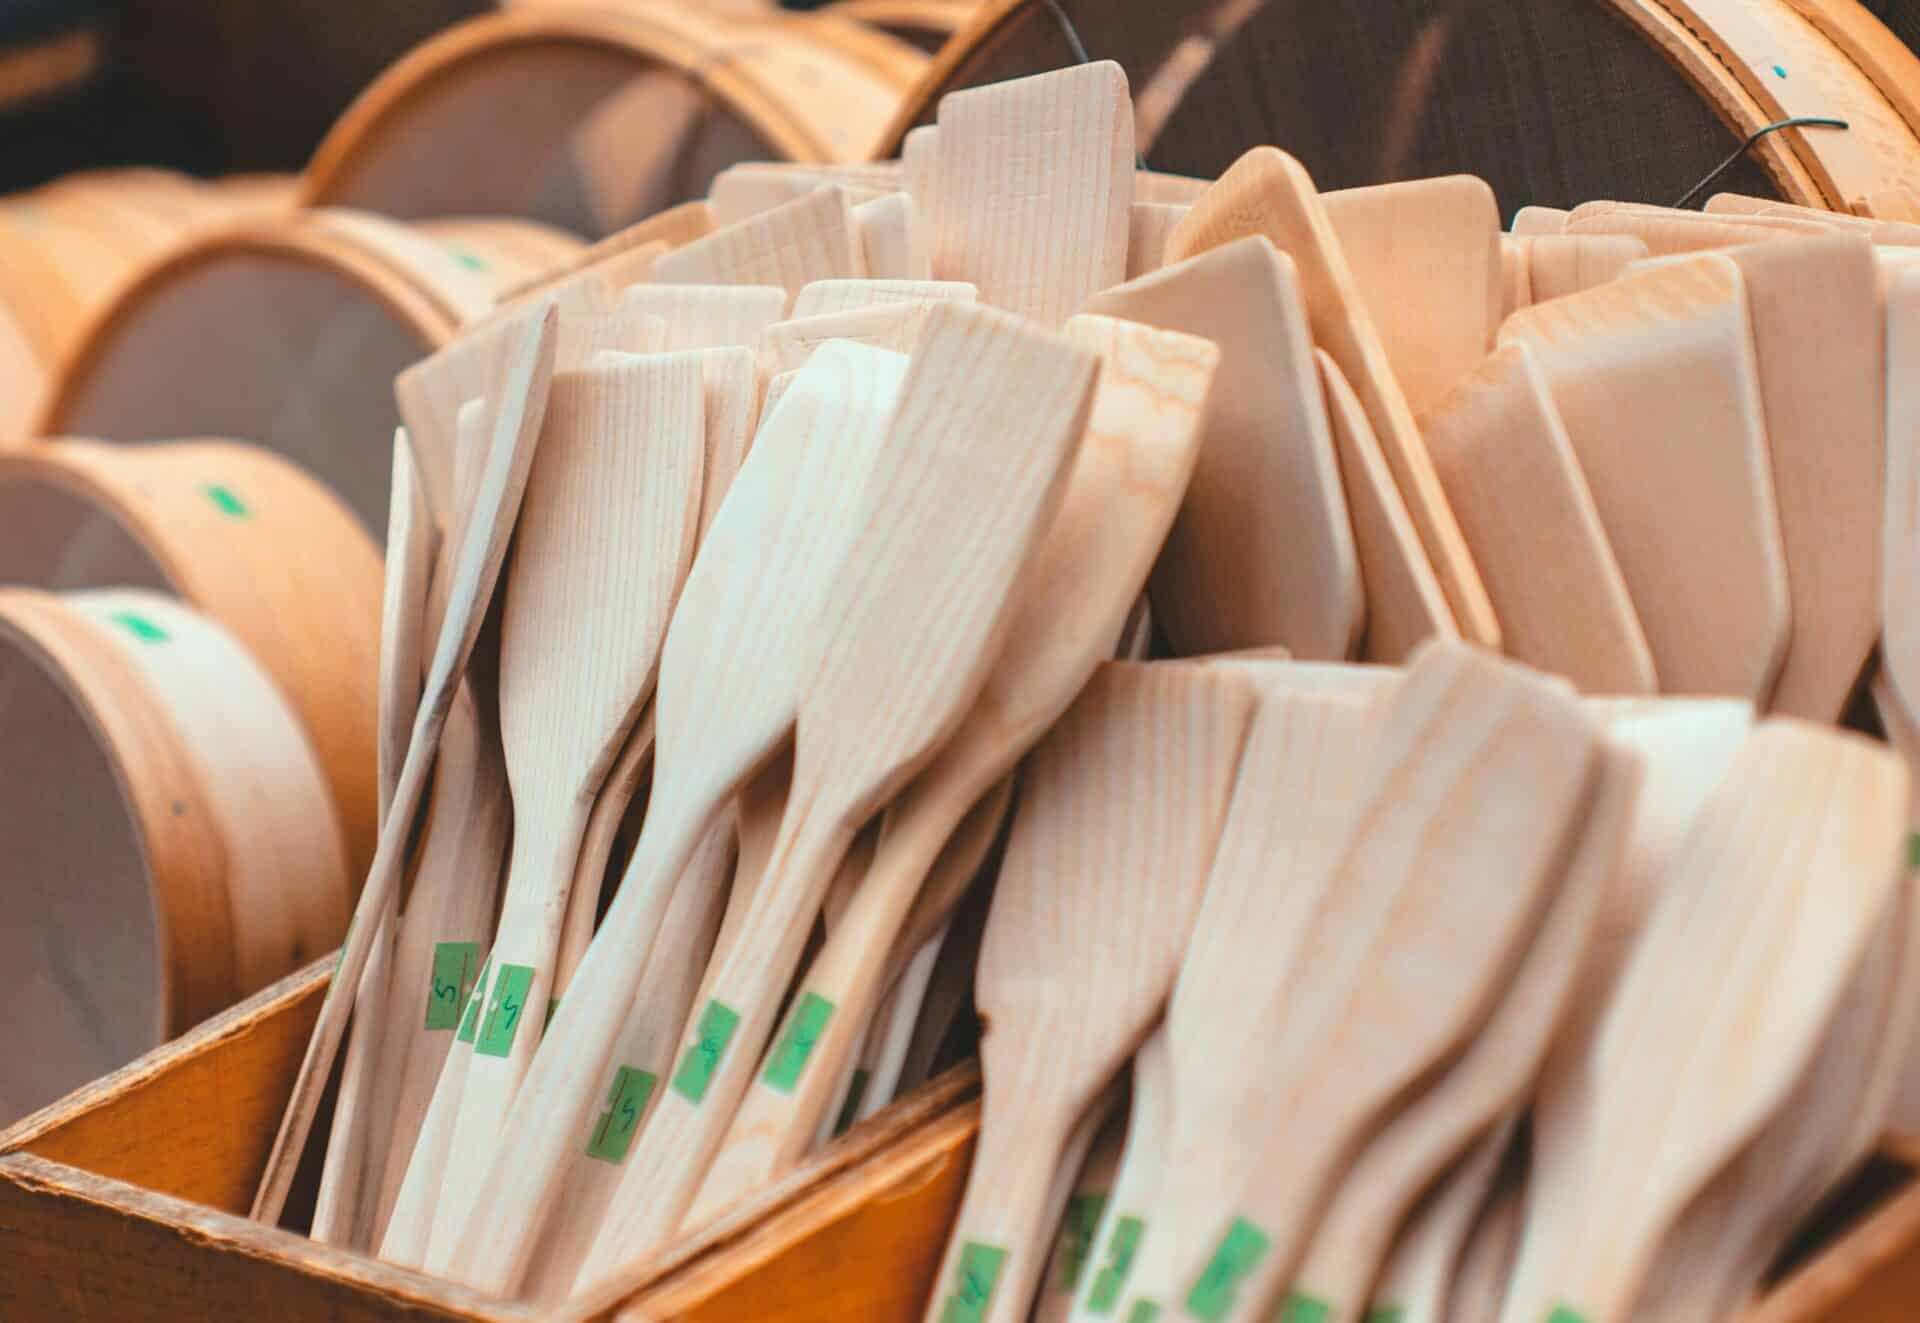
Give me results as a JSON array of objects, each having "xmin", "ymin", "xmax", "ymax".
[
  {"xmin": 880, "ymin": 0, "xmax": 1920, "ymax": 216},
  {"xmin": 28, "ymin": 209, "xmax": 579, "ymax": 535},
  {"xmin": 824, "ymin": 0, "xmax": 980, "ymax": 53},
  {"xmin": 0, "ymin": 439, "xmax": 384, "ymax": 878},
  {"xmin": 303, "ymin": 4, "xmax": 925, "ymax": 238},
  {"xmin": 0, "ymin": 588, "xmax": 348, "ymax": 1128}
]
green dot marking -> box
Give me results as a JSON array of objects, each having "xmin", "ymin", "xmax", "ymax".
[
  {"xmin": 447, "ymin": 245, "xmax": 488, "ymax": 273},
  {"xmin": 1277, "ymin": 1293, "xmax": 1331, "ymax": 1323},
  {"xmin": 671, "ymin": 998, "xmax": 742, "ymax": 1103},
  {"xmin": 111, "ymin": 611, "xmax": 169, "ymax": 644},
  {"xmin": 1186, "ymin": 1217, "xmax": 1271, "ymax": 1322},
  {"xmin": 762, "ymin": 991, "xmax": 835, "ymax": 1093},
  {"xmin": 1057, "ymin": 1191, "xmax": 1109, "ymax": 1292},
  {"xmin": 1088, "ymin": 1214, "xmax": 1146, "ymax": 1314},
  {"xmin": 424, "ymin": 941, "xmax": 480, "ymax": 1030},
  {"xmin": 202, "ymin": 483, "xmax": 249, "ymax": 517},
  {"xmin": 457, "ymin": 956, "xmax": 492, "ymax": 1043},
  {"xmin": 834, "ymin": 1067, "xmax": 871, "ymax": 1137},
  {"xmin": 1126, "ymin": 1301, "xmax": 1162, "ymax": 1323},
  {"xmin": 1773, "ymin": 63, "xmax": 1788, "ymax": 78},
  {"xmin": 939, "ymin": 1240, "xmax": 1006, "ymax": 1323},
  {"xmin": 586, "ymin": 1065, "xmax": 659, "ymax": 1163},
  {"xmin": 475, "ymin": 963, "xmax": 536, "ymax": 1057}
]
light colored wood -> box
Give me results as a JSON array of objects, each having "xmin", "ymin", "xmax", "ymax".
[
  {"xmin": 1127, "ymin": 202, "xmax": 1187, "ymax": 280},
  {"xmin": 931, "ymin": 62, "xmax": 1132, "ymax": 324},
  {"xmin": 1032, "ymin": 1098, "xmax": 1129, "ymax": 1323},
  {"xmin": 1066, "ymin": 1025, "xmax": 1174, "ymax": 1323},
  {"xmin": 1114, "ymin": 643, "xmax": 1599, "ymax": 1323},
  {"xmin": 376, "ymin": 432, "xmax": 436, "ymax": 824},
  {"xmin": 1512, "ymin": 206, "xmax": 1570, "ymax": 236},
  {"xmin": 692, "ymin": 314, "xmax": 1212, "ymax": 1219},
  {"xmin": 760, "ymin": 303, "xmax": 937, "ymax": 371},
  {"xmin": 902, "ymin": 124, "xmax": 939, "ymax": 272},
  {"xmin": 1565, "ymin": 204, "xmax": 1826, "ymax": 255},
  {"xmin": 1708, "ymin": 192, "xmax": 1920, "ymax": 245},
  {"xmin": 1420, "ymin": 340, "xmax": 1656, "ymax": 694},
  {"xmin": 1524, "ymin": 234, "xmax": 1649, "ymax": 305},
  {"xmin": 394, "ymin": 314, "xmax": 527, "ymax": 525},
  {"xmin": 1086, "ymin": 236, "xmax": 1363, "ymax": 660},
  {"xmin": 922, "ymin": 662, "xmax": 1257, "ymax": 1323},
  {"xmin": 708, "ymin": 167, "xmax": 882, "ymax": 228},
  {"xmin": 254, "ymin": 302, "xmax": 558, "ymax": 1226},
  {"xmin": 434, "ymin": 340, "xmax": 914, "ymax": 1295},
  {"xmin": 502, "ymin": 203, "xmax": 713, "ymax": 306},
  {"xmin": 853, "ymin": 192, "xmax": 926, "ymax": 279},
  {"xmin": 555, "ymin": 709, "xmax": 655, "ymax": 1003},
  {"xmin": 1499, "ymin": 255, "xmax": 1791, "ymax": 699},
  {"xmin": 1500, "ymin": 237, "xmax": 1532, "ymax": 319},
  {"xmin": 1365, "ymin": 1120, "xmax": 1514, "ymax": 1323},
  {"xmin": 618, "ymin": 285, "xmax": 786, "ymax": 351},
  {"xmin": 578, "ymin": 302, "xmax": 1098, "ymax": 1288},
  {"xmin": 425, "ymin": 354, "xmax": 707, "ymax": 1264},
  {"xmin": 1884, "ymin": 265, "xmax": 1920, "ymax": 728},
  {"xmin": 1166, "ymin": 147, "xmax": 1500, "ymax": 650},
  {"xmin": 1322, "ymin": 176, "xmax": 1502, "ymax": 415},
  {"xmin": 1444, "ymin": 1170, "xmax": 1523, "ymax": 1323},
  {"xmin": 1500, "ymin": 721, "xmax": 1909, "ymax": 1323},
  {"xmin": 791, "ymin": 278, "xmax": 975, "ymax": 318},
  {"xmin": 649, "ymin": 187, "xmax": 866, "ymax": 302},
  {"xmin": 1315, "ymin": 350, "xmax": 1457, "ymax": 663}
]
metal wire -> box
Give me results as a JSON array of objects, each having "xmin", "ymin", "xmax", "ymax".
[
  {"xmin": 1037, "ymin": 0, "xmax": 1151, "ymax": 171},
  {"xmin": 1672, "ymin": 115, "xmax": 1850, "ymax": 209}
]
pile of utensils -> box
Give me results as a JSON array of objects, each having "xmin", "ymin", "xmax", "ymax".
[{"xmin": 250, "ymin": 58, "xmax": 1920, "ymax": 1323}]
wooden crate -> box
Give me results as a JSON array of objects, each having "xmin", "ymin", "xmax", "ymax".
[{"xmin": 0, "ymin": 955, "xmax": 1916, "ymax": 1321}]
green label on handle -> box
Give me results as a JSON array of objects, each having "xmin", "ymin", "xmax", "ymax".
[
  {"xmin": 1546, "ymin": 1309, "xmax": 1590, "ymax": 1323},
  {"xmin": 671, "ymin": 999, "xmax": 741, "ymax": 1103},
  {"xmin": 1277, "ymin": 1293, "xmax": 1331, "ymax": 1323},
  {"xmin": 1908, "ymin": 831, "xmax": 1919, "ymax": 873},
  {"xmin": 1126, "ymin": 1301, "xmax": 1162, "ymax": 1323},
  {"xmin": 1088, "ymin": 1214, "xmax": 1146, "ymax": 1313},
  {"xmin": 1186, "ymin": 1217, "xmax": 1271, "ymax": 1322},
  {"xmin": 202, "ymin": 483, "xmax": 249, "ymax": 517},
  {"xmin": 425, "ymin": 941, "xmax": 480, "ymax": 1030},
  {"xmin": 456, "ymin": 956, "xmax": 491, "ymax": 1043},
  {"xmin": 586, "ymin": 1065, "xmax": 658, "ymax": 1163},
  {"xmin": 1057, "ymin": 1191, "xmax": 1108, "ymax": 1292},
  {"xmin": 939, "ymin": 1241, "xmax": 1006, "ymax": 1323},
  {"xmin": 1362, "ymin": 1308, "xmax": 1404, "ymax": 1323},
  {"xmin": 111, "ymin": 611, "xmax": 169, "ymax": 643},
  {"xmin": 475, "ymin": 963, "xmax": 534, "ymax": 1057},
  {"xmin": 762, "ymin": 991, "xmax": 835, "ymax": 1093},
  {"xmin": 834, "ymin": 1068, "xmax": 871, "ymax": 1137}
]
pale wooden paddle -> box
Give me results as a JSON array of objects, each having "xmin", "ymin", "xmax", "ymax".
[
  {"xmin": 932, "ymin": 61, "xmax": 1132, "ymax": 325},
  {"xmin": 1034, "ymin": 1097, "xmax": 1131, "ymax": 1323},
  {"xmin": 902, "ymin": 124, "xmax": 939, "ymax": 267},
  {"xmin": 374, "ymin": 429, "xmax": 435, "ymax": 822},
  {"xmin": 1086, "ymin": 237, "xmax": 1362, "ymax": 660},
  {"xmin": 1512, "ymin": 206, "xmax": 1570, "ymax": 236},
  {"xmin": 1884, "ymin": 265, "xmax": 1920, "ymax": 732},
  {"xmin": 1499, "ymin": 721, "xmax": 1908, "ymax": 1323},
  {"xmin": 618, "ymin": 284, "xmax": 786, "ymax": 350},
  {"xmin": 1112, "ymin": 642, "xmax": 1599, "ymax": 1323},
  {"xmin": 253, "ymin": 300, "xmax": 557, "ymax": 1225},
  {"xmin": 1524, "ymin": 234, "xmax": 1648, "ymax": 304},
  {"xmin": 1165, "ymin": 148, "xmax": 1499, "ymax": 650},
  {"xmin": 1707, "ymin": 191, "xmax": 1920, "ymax": 246},
  {"xmin": 920, "ymin": 662, "xmax": 1258, "ymax": 1323},
  {"xmin": 791, "ymin": 278, "xmax": 976, "ymax": 318},
  {"xmin": 424, "ymin": 355, "xmax": 708, "ymax": 1259},
  {"xmin": 1499, "ymin": 256, "xmax": 1790, "ymax": 700},
  {"xmin": 1068, "ymin": 1026, "xmax": 1174, "ymax": 1323},
  {"xmin": 391, "ymin": 307, "xmax": 541, "ymax": 521},
  {"xmin": 853, "ymin": 191, "xmax": 925, "ymax": 279},
  {"xmin": 687, "ymin": 315, "xmax": 1215, "ymax": 1215},
  {"xmin": 648, "ymin": 186, "xmax": 865, "ymax": 301},
  {"xmin": 574, "ymin": 303, "xmax": 1100, "ymax": 1289},
  {"xmin": 1127, "ymin": 201, "xmax": 1188, "ymax": 280},
  {"xmin": 1282, "ymin": 746, "xmax": 1641, "ymax": 1323},
  {"xmin": 1501, "ymin": 235, "xmax": 1532, "ymax": 318},
  {"xmin": 1364, "ymin": 1120, "xmax": 1517, "ymax": 1323},
  {"xmin": 1442, "ymin": 1170, "xmax": 1524, "ymax": 1322},
  {"xmin": 1420, "ymin": 340, "xmax": 1655, "ymax": 694},
  {"xmin": 760, "ymin": 303, "xmax": 936, "ymax": 372},
  {"xmin": 552, "ymin": 707, "xmax": 654, "ymax": 1003},
  {"xmin": 1322, "ymin": 175, "xmax": 1501, "ymax": 415},
  {"xmin": 429, "ymin": 339, "xmax": 914, "ymax": 1295},
  {"xmin": 1315, "ymin": 350, "xmax": 1456, "ymax": 663}
]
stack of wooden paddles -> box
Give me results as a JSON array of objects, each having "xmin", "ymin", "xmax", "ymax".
[{"xmin": 250, "ymin": 59, "xmax": 1920, "ymax": 1323}]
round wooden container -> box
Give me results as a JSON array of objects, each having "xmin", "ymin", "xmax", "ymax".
[
  {"xmin": 0, "ymin": 588, "xmax": 348, "ymax": 1128},
  {"xmin": 0, "ymin": 439, "xmax": 384, "ymax": 878},
  {"xmin": 303, "ymin": 3, "xmax": 925, "ymax": 238},
  {"xmin": 27, "ymin": 209, "xmax": 561, "ymax": 535},
  {"xmin": 880, "ymin": 0, "xmax": 1920, "ymax": 215},
  {"xmin": 825, "ymin": 0, "xmax": 978, "ymax": 53}
]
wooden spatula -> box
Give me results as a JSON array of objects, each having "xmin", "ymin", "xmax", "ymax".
[
  {"xmin": 1128, "ymin": 201, "xmax": 1188, "ymax": 280},
  {"xmin": 1165, "ymin": 147, "xmax": 1500, "ymax": 650},
  {"xmin": 1283, "ymin": 746, "xmax": 1640, "ymax": 1323},
  {"xmin": 1420, "ymin": 339, "xmax": 1655, "ymax": 694},
  {"xmin": 573, "ymin": 304, "xmax": 1099, "ymax": 1289},
  {"xmin": 1086, "ymin": 236, "xmax": 1362, "ymax": 660},
  {"xmin": 1499, "ymin": 721, "xmax": 1908, "ymax": 1323},
  {"xmin": 1113, "ymin": 643, "xmax": 1599, "ymax": 1323},
  {"xmin": 853, "ymin": 191, "xmax": 926, "ymax": 279},
  {"xmin": 1364, "ymin": 1121, "xmax": 1517, "ymax": 1323},
  {"xmin": 1513, "ymin": 206, "xmax": 1570, "ymax": 236},
  {"xmin": 1499, "ymin": 255, "xmax": 1790, "ymax": 699},
  {"xmin": 1500, "ymin": 236, "xmax": 1532, "ymax": 318},
  {"xmin": 1068, "ymin": 1026, "xmax": 1173, "ymax": 1323},
  {"xmin": 1035, "ymin": 1098, "xmax": 1131, "ymax": 1323},
  {"xmin": 760, "ymin": 304, "xmax": 936, "ymax": 372},
  {"xmin": 375, "ymin": 429, "xmax": 435, "ymax": 821},
  {"xmin": 254, "ymin": 300, "xmax": 557, "ymax": 1225},
  {"xmin": 932, "ymin": 61, "xmax": 1132, "ymax": 325},
  {"xmin": 618, "ymin": 284, "xmax": 786, "ymax": 350},
  {"xmin": 648, "ymin": 186, "xmax": 865, "ymax": 301},
  {"xmin": 1565, "ymin": 203, "xmax": 1825, "ymax": 255},
  {"xmin": 428, "ymin": 338, "xmax": 913, "ymax": 1294},
  {"xmin": 791, "ymin": 278, "xmax": 977, "ymax": 318},
  {"xmin": 553, "ymin": 707, "xmax": 654, "ymax": 1004},
  {"xmin": 687, "ymin": 314, "xmax": 1215, "ymax": 1216},
  {"xmin": 1883, "ymin": 265, "xmax": 1920, "ymax": 731},
  {"xmin": 920, "ymin": 661, "xmax": 1257, "ymax": 1323},
  {"xmin": 1524, "ymin": 234, "xmax": 1648, "ymax": 304},
  {"xmin": 1707, "ymin": 191, "xmax": 1920, "ymax": 246}
]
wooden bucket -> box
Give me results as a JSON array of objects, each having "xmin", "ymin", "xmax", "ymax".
[
  {"xmin": 879, "ymin": 0, "xmax": 1920, "ymax": 215},
  {"xmin": 0, "ymin": 439, "xmax": 384, "ymax": 877},
  {"xmin": 29, "ymin": 209, "xmax": 577, "ymax": 535},
  {"xmin": 302, "ymin": 4, "xmax": 925, "ymax": 239},
  {"xmin": 0, "ymin": 589, "xmax": 348, "ymax": 1130}
]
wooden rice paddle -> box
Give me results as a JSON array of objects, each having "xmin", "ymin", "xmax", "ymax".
[
  {"xmin": 921, "ymin": 662, "xmax": 1258, "ymax": 1323},
  {"xmin": 1165, "ymin": 148, "xmax": 1499, "ymax": 650},
  {"xmin": 1499, "ymin": 721, "xmax": 1908, "ymax": 1323},
  {"xmin": 432, "ymin": 338, "xmax": 914, "ymax": 1295},
  {"xmin": 573, "ymin": 303, "xmax": 1099, "ymax": 1290},
  {"xmin": 253, "ymin": 301, "xmax": 557, "ymax": 1225},
  {"xmin": 1112, "ymin": 643, "xmax": 1599, "ymax": 1323},
  {"xmin": 689, "ymin": 315, "xmax": 1215, "ymax": 1217}
]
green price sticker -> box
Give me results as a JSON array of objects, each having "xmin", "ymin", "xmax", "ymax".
[
  {"xmin": 202, "ymin": 483, "xmax": 250, "ymax": 517},
  {"xmin": 834, "ymin": 1068, "xmax": 871, "ymax": 1137},
  {"xmin": 1908, "ymin": 831, "xmax": 1919, "ymax": 873},
  {"xmin": 762, "ymin": 991, "xmax": 835, "ymax": 1093},
  {"xmin": 1546, "ymin": 1309, "xmax": 1590, "ymax": 1323},
  {"xmin": 1088, "ymin": 1214, "xmax": 1146, "ymax": 1314},
  {"xmin": 586, "ymin": 1065, "xmax": 659, "ymax": 1163},
  {"xmin": 1186, "ymin": 1217, "xmax": 1271, "ymax": 1322},
  {"xmin": 1126, "ymin": 1301, "xmax": 1162, "ymax": 1323},
  {"xmin": 1057, "ymin": 1191, "xmax": 1108, "ymax": 1293},
  {"xmin": 1362, "ymin": 1307, "xmax": 1404, "ymax": 1323},
  {"xmin": 1277, "ymin": 1293, "xmax": 1332, "ymax": 1323},
  {"xmin": 111, "ymin": 611, "xmax": 169, "ymax": 644},
  {"xmin": 476, "ymin": 963, "xmax": 536, "ymax": 1057},
  {"xmin": 938, "ymin": 1241, "xmax": 1006, "ymax": 1323},
  {"xmin": 671, "ymin": 999, "xmax": 742, "ymax": 1103},
  {"xmin": 425, "ymin": 941, "xmax": 480, "ymax": 1030}
]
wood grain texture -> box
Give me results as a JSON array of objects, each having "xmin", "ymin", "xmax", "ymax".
[
  {"xmin": 649, "ymin": 187, "xmax": 866, "ymax": 301},
  {"xmin": 1086, "ymin": 236, "xmax": 1362, "ymax": 660},
  {"xmin": 1365, "ymin": 1120, "xmax": 1513, "ymax": 1323},
  {"xmin": 1524, "ymin": 234, "xmax": 1648, "ymax": 305},
  {"xmin": 1420, "ymin": 340, "xmax": 1655, "ymax": 694},
  {"xmin": 376, "ymin": 431, "xmax": 435, "ymax": 826},
  {"xmin": 760, "ymin": 303, "xmax": 935, "ymax": 371},
  {"xmin": 853, "ymin": 192, "xmax": 926, "ymax": 279},
  {"xmin": 1885, "ymin": 265, "xmax": 1920, "ymax": 728},
  {"xmin": 932, "ymin": 61, "xmax": 1132, "ymax": 324},
  {"xmin": 1499, "ymin": 255, "xmax": 1790, "ymax": 699},
  {"xmin": 1565, "ymin": 205, "xmax": 1824, "ymax": 254},
  {"xmin": 1166, "ymin": 148, "xmax": 1499, "ymax": 650},
  {"xmin": 1500, "ymin": 236, "xmax": 1532, "ymax": 319},
  {"xmin": 618, "ymin": 285, "xmax": 787, "ymax": 351},
  {"xmin": 1126, "ymin": 201, "xmax": 1187, "ymax": 280},
  {"xmin": 1708, "ymin": 192, "xmax": 1920, "ymax": 245},
  {"xmin": 1064, "ymin": 1026, "xmax": 1174, "ymax": 1323},
  {"xmin": 791, "ymin": 278, "xmax": 975, "ymax": 318}
]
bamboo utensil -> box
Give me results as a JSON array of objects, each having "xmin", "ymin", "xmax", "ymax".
[
  {"xmin": 690, "ymin": 313, "xmax": 1214, "ymax": 1218},
  {"xmin": 1165, "ymin": 147, "xmax": 1500, "ymax": 651},
  {"xmin": 648, "ymin": 186, "xmax": 866, "ymax": 298},
  {"xmin": 921, "ymin": 662, "xmax": 1258, "ymax": 1323},
  {"xmin": 375, "ymin": 431, "xmax": 435, "ymax": 822},
  {"xmin": 618, "ymin": 284, "xmax": 786, "ymax": 350}
]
